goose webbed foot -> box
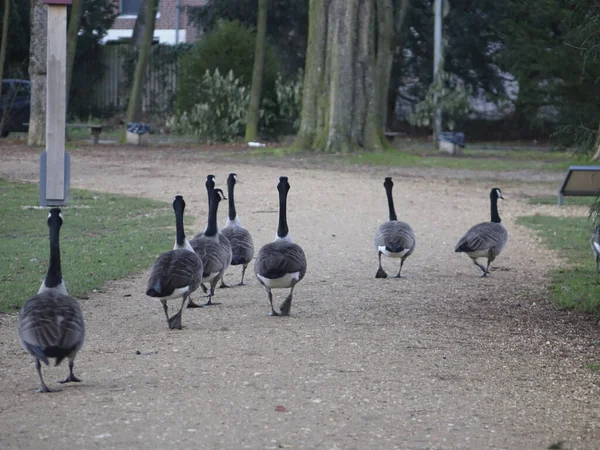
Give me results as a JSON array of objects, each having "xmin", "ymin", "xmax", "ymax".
[
  {"xmin": 186, "ymin": 298, "xmax": 204, "ymax": 308},
  {"xmin": 59, "ymin": 361, "xmax": 82, "ymax": 383},
  {"xmin": 394, "ymin": 273, "xmax": 403, "ymax": 279},
  {"xmin": 376, "ymin": 267, "xmax": 388, "ymax": 278},
  {"xmin": 472, "ymin": 260, "xmax": 488, "ymax": 276},
  {"xmin": 202, "ymin": 297, "xmax": 221, "ymax": 306},
  {"xmin": 167, "ymin": 310, "xmax": 183, "ymax": 329},
  {"xmin": 266, "ymin": 289, "xmax": 279, "ymax": 316}
]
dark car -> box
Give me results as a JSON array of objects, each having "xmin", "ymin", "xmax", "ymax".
[{"xmin": 0, "ymin": 79, "xmax": 30, "ymax": 138}]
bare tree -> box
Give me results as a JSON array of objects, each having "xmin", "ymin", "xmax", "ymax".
[
  {"xmin": 244, "ymin": 0, "xmax": 268, "ymax": 142},
  {"xmin": 125, "ymin": 0, "xmax": 159, "ymax": 124},
  {"xmin": 28, "ymin": 0, "xmax": 48, "ymax": 146},
  {"xmin": 292, "ymin": 0, "xmax": 404, "ymax": 152}
]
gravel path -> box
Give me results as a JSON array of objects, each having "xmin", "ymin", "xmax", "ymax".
[{"xmin": 0, "ymin": 146, "xmax": 599, "ymax": 449}]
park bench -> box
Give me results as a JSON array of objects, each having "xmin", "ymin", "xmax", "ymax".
[
  {"xmin": 558, "ymin": 165, "xmax": 600, "ymax": 205},
  {"xmin": 384, "ymin": 131, "xmax": 403, "ymax": 143},
  {"xmin": 66, "ymin": 123, "xmax": 105, "ymax": 144}
]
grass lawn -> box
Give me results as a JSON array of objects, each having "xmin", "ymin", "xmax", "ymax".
[
  {"xmin": 241, "ymin": 139, "xmax": 578, "ymax": 172},
  {"xmin": 527, "ymin": 196, "xmax": 595, "ymax": 206},
  {"xmin": 0, "ymin": 178, "xmax": 189, "ymax": 313},
  {"xmin": 518, "ymin": 214, "xmax": 600, "ymax": 316}
]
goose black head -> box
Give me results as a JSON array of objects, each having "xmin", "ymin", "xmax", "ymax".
[
  {"xmin": 227, "ymin": 173, "xmax": 239, "ymax": 187},
  {"xmin": 490, "ymin": 188, "xmax": 504, "ymax": 200},
  {"xmin": 206, "ymin": 174, "xmax": 216, "ymax": 190},
  {"xmin": 47, "ymin": 208, "xmax": 63, "ymax": 226},
  {"xmin": 384, "ymin": 177, "xmax": 394, "ymax": 190},
  {"xmin": 212, "ymin": 188, "xmax": 226, "ymax": 203},
  {"xmin": 173, "ymin": 195, "xmax": 186, "ymax": 212},
  {"xmin": 277, "ymin": 176, "xmax": 290, "ymax": 194}
]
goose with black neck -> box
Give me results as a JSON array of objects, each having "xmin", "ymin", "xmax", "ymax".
[
  {"xmin": 146, "ymin": 196, "xmax": 204, "ymax": 329},
  {"xmin": 221, "ymin": 173, "xmax": 254, "ymax": 287},
  {"xmin": 455, "ymin": 187, "xmax": 508, "ymax": 277},
  {"xmin": 255, "ymin": 176, "xmax": 307, "ymax": 316},
  {"xmin": 18, "ymin": 209, "xmax": 86, "ymax": 392},
  {"xmin": 190, "ymin": 188, "xmax": 230, "ymax": 306},
  {"xmin": 374, "ymin": 177, "xmax": 416, "ymax": 278}
]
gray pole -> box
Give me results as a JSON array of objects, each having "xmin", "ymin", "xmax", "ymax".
[
  {"xmin": 175, "ymin": 0, "xmax": 181, "ymax": 44},
  {"xmin": 433, "ymin": 0, "xmax": 443, "ymax": 146}
]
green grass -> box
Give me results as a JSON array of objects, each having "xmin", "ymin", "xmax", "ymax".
[
  {"xmin": 527, "ymin": 196, "xmax": 594, "ymax": 206},
  {"xmin": 587, "ymin": 363, "xmax": 600, "ymax": 372},
  {"xmin": 517, "ymin": 215, "xmax": 600, "ymax": 316},
  {"xmin": 0, "ymin": 178, "xmax": 191, "ymax": 313}
]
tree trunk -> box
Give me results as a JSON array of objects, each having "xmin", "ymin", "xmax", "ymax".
[
  {"xmin": 0, "ymin": 0, "xmax": 10, "ymax": 84},
  {"xmin": 65, "ymin": 0, "xmax": 82, "ymax": 110},
  {"xmin": 125, "ymin": 0, "xmax": 158, "ymax": 124},
  {"xmin": 131, "ymin": 0, "xmax": 147, "ymax": 47},
  {"xmin": 244, "ymin": 0, "xmax": 268, "ymax": 142},
  {"xmin": 28, "ymin": 0, "xmax": 48, "ymax": 146},
  {"xmin": 292, "ymin": 0, "xmax": 398, "ymax": 152}
]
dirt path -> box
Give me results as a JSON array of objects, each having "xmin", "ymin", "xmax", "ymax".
[{"xmin": 0, "ymin": 146, "xmax": 599, "ymax": 449}]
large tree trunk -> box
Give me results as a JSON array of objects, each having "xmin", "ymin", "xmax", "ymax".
[
  {"xmin": 0, "ymin": 0, "xmax": 10, "ymax": 84},
  {"xmin": 65, "ymin": 0, "xmax": 82, "ymax": 110},
  {"xmin": 292, "ymin": 0, "xmax": 397, "ymax": 152},
  {"xmin": 244, "ymin": 0, "xmax": 268, "ymax": 142},
  {"xmin": 131, "ymin": 0, "xmax": 148, "ymax": 46},
  {"xmin": 125, "ymin": 0, "xmax": 159, "ymax": 124},
  {"xmin": 28, "ymin": 0, "xmax": 48, "ymax": 146}
]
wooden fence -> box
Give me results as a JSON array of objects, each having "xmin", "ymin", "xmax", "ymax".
[{"xmin": 90, "ymin": 45, "xmax": 179, "ymax": 116}]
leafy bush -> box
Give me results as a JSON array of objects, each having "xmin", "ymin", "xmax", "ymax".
[
  {"xmin": 273, "ymin": 70, "xmax": 303, "ymax": 134},
  {"xmin": 169, "ymin": 69, "xmax": 274, "ymax": 143},
  {"xmin": 176, "ymin": 20, "xmax": 280, "ymax": 114}
]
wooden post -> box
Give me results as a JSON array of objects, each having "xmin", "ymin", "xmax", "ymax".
[{"xmin": 40, "ymin": 0, "xmax": 70, "ymax": 206}]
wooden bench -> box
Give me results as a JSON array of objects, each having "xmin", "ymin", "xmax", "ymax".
[
  {"xmin": 384, "ymin": 131, "xmax": 403, "ymax": 143},
  {"xmin": 558, "ymin": 165, "xmax": 600, "ymax": 205},
  {"xmin": 66, "ymin": 123, "xmax": 104, "ymax": 144}
]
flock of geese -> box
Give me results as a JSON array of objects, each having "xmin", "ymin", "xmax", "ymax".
[{"xmin": 17, "ymin": 175, "xmax": 508, "ymax": 393}]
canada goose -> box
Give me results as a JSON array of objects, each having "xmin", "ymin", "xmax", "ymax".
[
  {"xmin": 17, "ymin": 208, "xmax": 85, "ymax": 393},
  {"xmin": 146, "ymin": 196, "xmax": 203, "ymax": 329},
  {"xmin": 374, "ymin": 177, "xmax": 416, "ymax": 278},
  {"xmin": 220, "ymin": 173, "xmax": 254, "ymax": 287},
  {"xmin": 455, "ymin": 187, "xmax": 508, "ymax": 276},
  {"xmin": 254, "ymin": 176, "xmax": 307, "ymax": 316},
  {"xmin": 591, "ymin": 224, "xmax": 600, "ymax": 273},
  {"xmin": 194, "ymin": 175, "xmax": 233, "ymax": 292},
  {"xmin": 190, "ymin": 188, "xmax": 230, "ymax": 306}
]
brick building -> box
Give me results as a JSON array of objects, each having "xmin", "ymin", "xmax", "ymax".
[{"xmin": 104, "ymin": 0, "xmax": 207, "ymax": 44}]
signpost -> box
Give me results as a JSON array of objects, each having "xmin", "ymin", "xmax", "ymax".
[{"xmin": 39, "ymin": 0, "xmax": 71, "ymax": 206}]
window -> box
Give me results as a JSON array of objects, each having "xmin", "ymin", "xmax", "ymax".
[
  {"xmin": 119, "ymin": 0, "xmax": 160, "ymax": 17},
  {"xmin": 120, "ymin": 0, "xmax": 141, "ymax": 16}
]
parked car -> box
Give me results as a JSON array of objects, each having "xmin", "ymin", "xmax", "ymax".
[{"xmin": 0, "ymin": 79, "xmax": 30, "ymax": 138}]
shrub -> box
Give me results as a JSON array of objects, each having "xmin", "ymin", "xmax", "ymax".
[
  {"xmin": 272, "ymin": 70, "xmax": 303, "ymax": 134},
  {"xmin": 169, "ymin": 69, "xmax": 274, "ymax": 143},
  {"xmin": 176, "ymin": 20, "xmax": 280, "ymax": 114}
]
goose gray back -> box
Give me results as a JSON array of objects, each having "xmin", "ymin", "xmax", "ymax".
[
  {"xmin": 146, "ymin": 196, "xmax": 204, "ymax": 329},
  {"xmin": 17, "ymin": 208, "xmax": 85, "ymax": 393},
  {"xmin": 374, "ymin": 177, "xmax": 416, "ymax": 278},
  {"xmin": 190, "ymin": 188, "xmax": 231, "ymax": 306},
  {"xmin": 254, "ymin": 176, "xmax": 307, "ymax": 316},
  {"xmin": 221, "ymin": 173, "xmax": 254, "ymax": 286},
  {"xmin": 455, "ymin": 187, "xmax": 508, "ymax": 277}
]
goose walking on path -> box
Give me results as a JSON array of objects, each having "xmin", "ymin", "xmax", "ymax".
[
  {"xmin": 146, "ymin": 196, "xmax": 203, "ymax": 329},
  {"xmin": 255, "ymin": 177, "xmax": 307, "ymax": 316},
  {"xmin": 591, "ymin": 224, "xmax": 600, "ymax": 273},
  {"xmin": 374, "ymin": 177, "xmax": 416, "ymax": 278},
  {"xmin": 220, "ymin": 173, "xmax": 254, "ymax": 287},
  {"xmin": 455, "ymin": 188, "xmax": 508, "ymax": 277},
  {"xmin": 195, "ymin": 175, "xmax": 232, "ymax": 293},
  {"xmin": 18, "ymin": 209, "xmax": 85, "ymax": 393},
  {"xmin": 190, "ymin": 188, "xmax": 230, "ymax": 306}
]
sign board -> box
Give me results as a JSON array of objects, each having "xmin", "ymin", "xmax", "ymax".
[{"xmin": 557, "ymin": 165, "xmax": 600, "ymax": 205}]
